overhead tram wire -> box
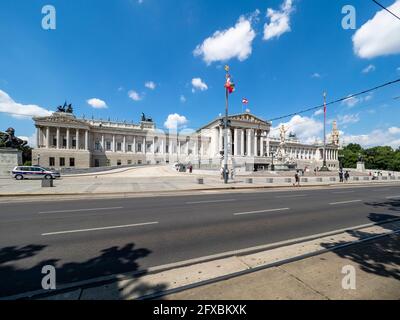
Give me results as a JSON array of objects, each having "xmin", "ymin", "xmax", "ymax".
[
  {"xmin": 267, "ymin": 78, "xmax": 400, "ymax": 122},
  {"xmin": 372, "ymin": 0, "xmax": 400, "ymax": 21}
]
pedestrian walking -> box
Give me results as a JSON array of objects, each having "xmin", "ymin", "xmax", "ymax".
[
  {"xmin": 230, "ymin": 168, "xmax": 235, "ymax": 180},
  {"xmin": 344, "ymin": 171, "xmax": 350, "ymax": 182},
  {"xmin": 294, "ymin": 171, "xmax": 300, "ymax": 187},
  {"xmin": 339, "ymin": 170, "xmax": 344, "ymax": 183}
]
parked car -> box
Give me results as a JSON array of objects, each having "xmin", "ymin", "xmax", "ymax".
[{"xmin": 12, "ymin": 166, "xmax": 61, "ymax": 180}]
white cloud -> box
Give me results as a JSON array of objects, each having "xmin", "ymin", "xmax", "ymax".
[
  {"xmin": 194, "ymin": 16, "xmax": 256, "ymax": 64},
  {"xmin": 191, "ymin": 78, "xmax": 208, "ymax": 92},
  {"xmin": 311, "ymin": 73, "xmax": 321, "ymax": 78},
  {"xmin": 342, "ymin": 95, "xmax": 360, "ymax": 108},
  {"xmin": 272, "ymin": 115, "xmax": 323, "ymax": 145},
  {"xmin": 353, "ymin": 0, "xmax": 400, "ymax": 59},
  {"xmin": 145, "ymin": 81, "xmax": 156, "ymax": 90},
  {"xmin": 180, "ymin": 95, "xmax": 186, "ymax": 103},
  {"xmin": 164, "ymin": 113, "xmax": 188, "ymax": 130},
  {"xmin": 314, "ymin": 109, "xmax": 324, "ymax": 116},
  {"xmin": 338, "ymin": 114, "xmax": 360, "ymax": 125},
  {"xmin": 263, "ymin": 0, "xmax": 294, "ymax": 41},
  {"xmin": 362, "ymin": 64, "xmax": 376, "ymax": 74},
  {"xmin": 18, "ymin": 133, "xmax": 37, "ymax": 148},
  {"xmin": 87, "ymin": 98, "xmax": 107, "ymax": 109},
  {"xmin": 342, "ymin": 127, "xmax": 400, "ymax": 148},
  {"xmin": 0, "ymin": 90, "xmax": 52, "ymax": 118},
  {"xmin": 389, "ymin": 127, "xmax": 400, "ymax": 135},
  {"xmin": 128, "ymin": 90, "xmax": 142, "ymax": 101}
]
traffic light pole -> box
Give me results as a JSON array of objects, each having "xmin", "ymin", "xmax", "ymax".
[{"xmin": 224, "ymin": 86, "xmax": 229, "ymax": 184}]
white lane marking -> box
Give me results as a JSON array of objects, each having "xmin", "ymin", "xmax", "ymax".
[
  {"xmin": 329, "ymin": 200, "xmax": 362, "ymax": 205},
  {"xmin": 186, "ymin": 199, "xmax": 236, "ymax": 205},
  {"xmin": 386, "ymin": 195, "xmax": 400, "ymax": 199},
  {"xmin": 234, "ymin": 208, "xmax": 290, "ymax": 216},
  {"xmin": 275, "ymin": 194, "xmax": 308, "ymax": 198},
  {"xmin": 41, "ymin": 221, "xmax": 158, "ymax": 236},
  {"xmin": 39, "ymin": 207, "xmax": 124, "ymax": 214}
]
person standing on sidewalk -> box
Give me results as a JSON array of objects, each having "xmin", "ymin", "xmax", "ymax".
[
  {"xmin": 339, "ymin": 170, "xmax": 344, "ymax": 183},
  {"xmin": 294, "ymin": 171, "xmax": 300, "ymax": 187}
]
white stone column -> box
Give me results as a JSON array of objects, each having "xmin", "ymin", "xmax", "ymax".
[
  {"xmin": 112, "ymin": 135, "xmax": 115, "ymax": 152},
  {"xmin": 143, "ymin": 137, "xmax": 147, "ymax": 154},
  {"xmin": 123, "ymin": 136, "xmax": 126, "ymax": 153},
  {"xmin": 247, "ymin": 129, "xmax": 252, "ymax": 156},
  {"xmin": 46, "ymin": 127, "xmax": 50, "ymax": 148},
  {"xmin": 161, "ymin": 139, "xmax": 164, "ymax": 155},
  {"xmin": 36, "ymin": 127, "xmax": 41, "ymax": 148},
  {"xmin": 152, "ymin": 137, "xmax": 155, "ymax": 154},
  {"xmin": 219, "ymin": 128, "xmax": 223, "ymax": 154},
  {"xmin": 133, "ymin": 136, "xmax": 136, "ymax": 153},
  {"xmin": 101, "ymin": 135, "xmax": 105, "ymax": 151},
  {"xmin": 76, "ymin": 129, "xmax": 80, "ymax": 150},
  {"xmin": 85, "ymin": 130, "xmax": 89, "ymax": 151},
  {"xmin": 267, "ymin": 135, "xmax": 270, "ymax": 157},
  {"xmin": 56, "ymin": 128, "xmax": 60, "ymax": 149},
  {"xmin": 254, "ymin": 131, "xmax": 258, "ymax": 157},
  {"xmin": 234, "ymin": 129, "xmax": 239, "ymax": 156},
  {"xmin": 66, "ymin": 128, "xmax": 70, "ymax": 150},
  {"xmin": 260, "ymin": 135, "xmax": 264, "ymax": 157},
  {"xmin": 241, "ymin": 130, "xmax": 245, "ymax": 156}
]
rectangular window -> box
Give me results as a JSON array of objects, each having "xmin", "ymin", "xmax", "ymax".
[
  {"xmin": 138, "ymin": 160, "xmax": 142, "ymax": 165},
  {"xmin": 69, "ymin": 158, "xmax": 75, "ymax": 167},
  {"xmin": 127, "ymin": 144, "xmax": 132, "ymax": 152},
  {"xmin": 94, "ymin": 159, "xmax": 100, "ymax": 167},
  {"xmin": 60, "ymin": 158, "xmax": 65, "ymax": 167},
  {"xmin": 117, "ymin": 142, "xmax": 122, "ymax": 151},
  {"xmin": 63, "ymin": 138, "xmax": 67, "ymax": 148},
  {"xmin": 106, "ymin": 141, "xmax": 111, "ymax": 151},
  {"xmin": 137, "ymin": 143, "xmax": 142, "ymax": 152},
  {"xmin": 117, "ymin": 160, "xmax": 122, "ymax": 166},
  {"xmin": 106, "ymin": 159, "xmax": 111, "ymax": 167},
  {"xmin": 95, "ymin": 142, "xmax": 101, "ymax": 151},
  {"xmin": 49, "ymin": 157, "xmax": 55, "ymax": 167},
  {"xmin": 72, "ymin": 139, "xmax": 76, "ymax": 148},
  {"xmin": 127, "ymin": 160, "xmax": 132, "ymax": 165}
]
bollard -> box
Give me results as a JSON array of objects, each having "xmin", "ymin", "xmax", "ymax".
[
  {"xmin": 197, "ymin": 178, "xmax": 204, "ymax": 185},
  {"xmin": 41, "ymin": 179, "xmax": 54, "ymax": 188},
  {"xmin": 246, "ymin": 178, "xmax": 253, "ymax": 184}
]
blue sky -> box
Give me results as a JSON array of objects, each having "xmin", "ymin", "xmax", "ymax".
[{"xmin": 0, "ymin": 0, "xmax": 400, "ymax": 147}]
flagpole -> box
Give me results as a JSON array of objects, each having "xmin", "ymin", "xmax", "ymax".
[{"xmin": 224, "ymin": 69, "xmax": 229, "ymax": 184}]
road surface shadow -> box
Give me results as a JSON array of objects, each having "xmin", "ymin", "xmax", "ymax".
[
  {"xmin": 320, "ymin": 211, "xmax": 400, "ymax": 281},
  {"xmin": 0, "ymin": 243, "xmax": 167, "ymax": 300}
]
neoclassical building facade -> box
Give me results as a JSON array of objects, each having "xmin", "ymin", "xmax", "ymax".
[{"xmin": 32, "ymin": 111, "xmax": 340, "ymax": 171}]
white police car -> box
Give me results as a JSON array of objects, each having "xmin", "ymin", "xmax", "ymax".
[{"xmin": 12, "ymin": 166, "xmax": 61, "ymax": 180}]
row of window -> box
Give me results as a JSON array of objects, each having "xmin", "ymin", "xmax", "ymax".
[{"xmin": 49, "ymin": 157, "xmax": 75, "ymax": 167}]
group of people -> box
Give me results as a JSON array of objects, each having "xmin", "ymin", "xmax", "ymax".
[{"xmin": 339, "ymin": 170, "xmax": 350, "ymax": 183}]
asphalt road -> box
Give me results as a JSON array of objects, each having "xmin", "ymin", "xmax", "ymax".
[{"xmin": 1, "ymin": 184, "xmax": 400, "ymax": 297}]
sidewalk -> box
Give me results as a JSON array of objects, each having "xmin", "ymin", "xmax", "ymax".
[{"xmin": 165, "ymin": 233, "xmax": 400, "ymax": 300}]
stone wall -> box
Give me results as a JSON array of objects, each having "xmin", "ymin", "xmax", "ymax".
[{"xmin": 0, "ymin": 149, "xmax": 22, "ymax": 176}]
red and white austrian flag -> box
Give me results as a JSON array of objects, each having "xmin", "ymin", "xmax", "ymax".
[{"xmin": 242, "ymin": 98, "xmax": 249, "ymax": 104}]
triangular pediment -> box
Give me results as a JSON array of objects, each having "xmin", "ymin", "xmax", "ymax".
[
  {"xmin": 229, "ymin": 113, "xmax": 269, "ymax": 125},
  {"xmin": 34, "ymin": 112, "xmax": 90, "ymax": 127}
]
